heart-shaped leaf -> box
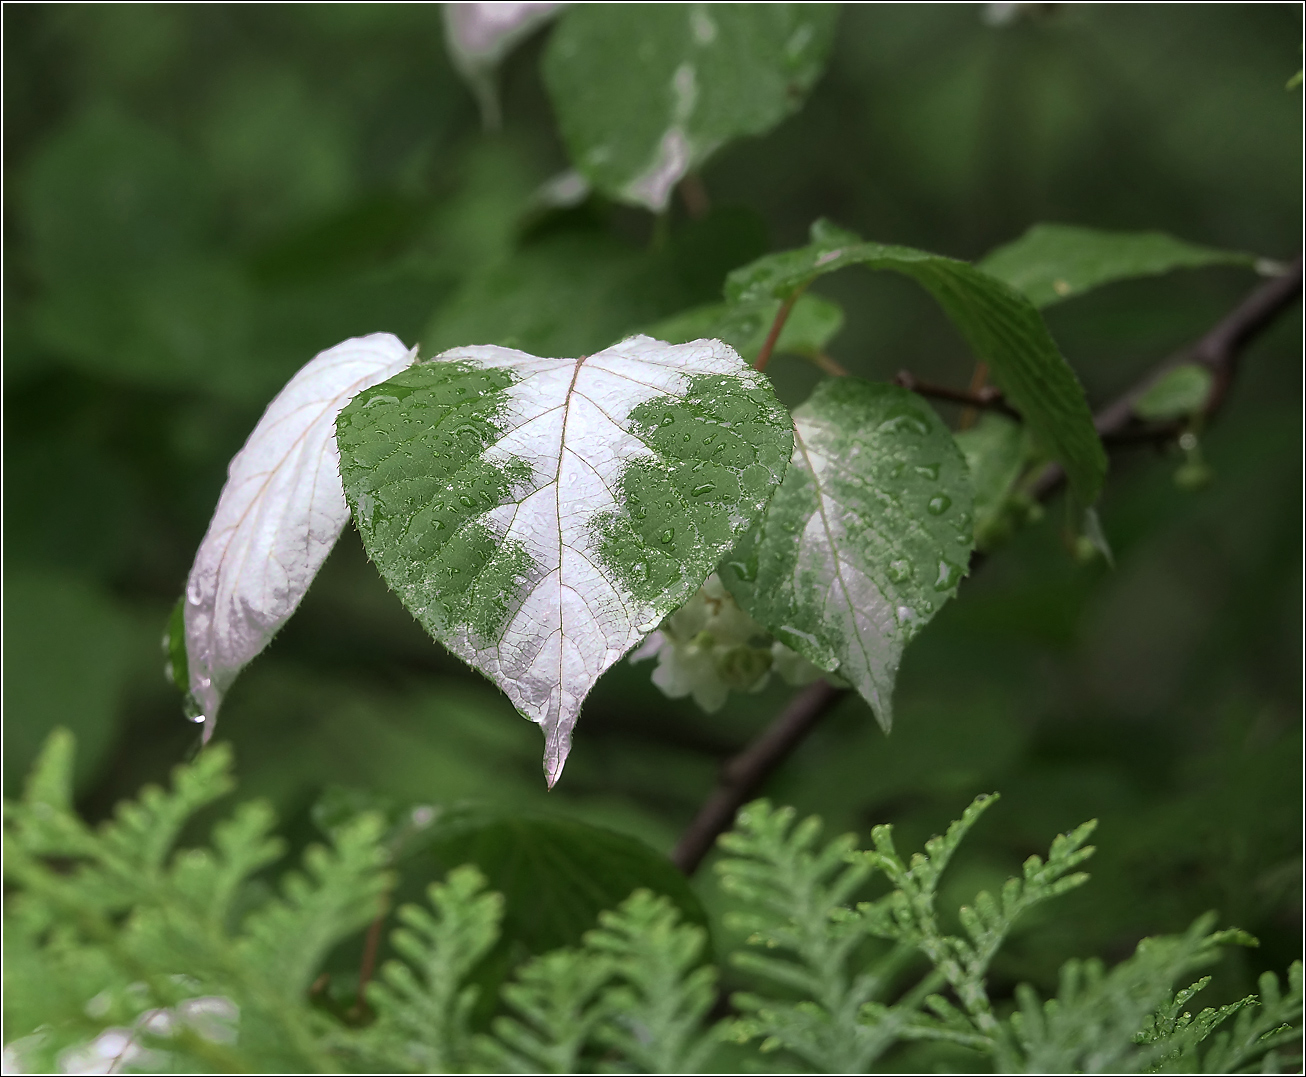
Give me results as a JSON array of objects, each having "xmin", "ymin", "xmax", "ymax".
[
  {"xmin": 722, "ymin": 379, "xmax": 974, "ymax": 729},
  {"xmin": 336, "ymin": 334, "xmax": 792, "ymax": 785},
  {"xmin": 184, "ymin": 333, "xmax": 416, "ymax": 737}
]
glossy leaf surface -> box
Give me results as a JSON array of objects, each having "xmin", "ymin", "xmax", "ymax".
[
  {"xmin": 184, "ymin": 333, "xmax": 416, "ymax": 737},
  {"xmin": 727, "ymin": 219, "xmax": 1106, "ymax": 503},
  {"xmin": 336, "ymin": 335, "xmax": 792, "ymax": 784},
  {"xmin": 722, "ymin": 379, "xmax": 974, "ymax": 729}
]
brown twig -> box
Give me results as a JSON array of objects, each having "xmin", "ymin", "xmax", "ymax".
[
  {"xmin": 893, "ymin": 369, "xmax": 1023, "ymax": 422},
  {"xmin": 1029, "ymin": 255, "xmax": 1302, "ymax": 500},
  {"xmin": 673, "ymin": 257, "xmax": 1301, "ymax": 877},
  {"xmin": 754, "ymin": 288, "xmax": 804, "ymax": 371},
  {"xmin": 670, "ymin": 680, "xmax": 846, "ymax": 873},
  {"xmin": 679, "ymin": 172, "xmax": 710, "ymax": 220}
]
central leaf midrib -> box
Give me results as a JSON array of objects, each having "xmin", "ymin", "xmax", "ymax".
[{"xmin": 793, "ymin": 421, "xmax": 884, "ymax": 678}]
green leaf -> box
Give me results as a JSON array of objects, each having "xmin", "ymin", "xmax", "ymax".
[
  {"xmin": 543, "ymin": 4, "xmax": 839, "ymax": 211},
  {"xmin": 336, "ymin": 335, "xmax": 793, "ymax": 784},
  {"xmin": 722, "ymin": 379, "xmax": 974, "ymax": 729},
  {"xmin": 1132, "ymin": 363, "xmax": 1214, "ymax": 420},
  {"xmin": 644, "ymin": 293, "xmax": 844, "ymax": 365},
  {"xmin": 978, "ymin": 223, "xmax": 1259, "ymax": 309},
  {"xmin": 404, "ymin": 808, "xmax": 709, "ymax": 958},
  {"xmin": 726, "ymin": 219, "xmax": 1106, "ymax": 503},
  {"xmin": 952, "ymin": 412, "xmax": 1030, "ymax": 551}
]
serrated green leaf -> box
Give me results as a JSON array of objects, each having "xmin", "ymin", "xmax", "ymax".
[
  {"xmin": 726, "ymin": 219, "xmax": 1106, "ymax": 503},
  {"xmin": 543, "ymin": 4, "xmax": 838, "ymax": 211},
  {"xmin": 978, "ymin": 223, "xmax": 1258, "ymax": 309},
  {"xmin": 1132, "ymin": 363, "xmax": 1214, "ymax": 420},
  {"xmin": 722, "ymin": 379, "xmax": 974, "ymax": 730},
  {"xmin": 336, "ymin": 335, "xmax": 792, "ymax": 783}
]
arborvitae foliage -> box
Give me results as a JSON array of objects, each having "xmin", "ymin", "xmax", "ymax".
[{"xmin": 5, "ymin": 733, "xmax": 1301, "ymax": 1074}]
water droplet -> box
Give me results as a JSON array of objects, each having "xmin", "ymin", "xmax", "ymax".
[
  {"xmin": 896, "ymin": 605, "xmax": 917, "ymax": 626},
  {"xmin": 659, "ymin": 528, "xmax": 675, "ymax": 544},
  {"xmin": 927, "ymin": 495, "xmax": 952, "ymax": 515},
  {"xmin": 728, "ymin": 558, "xmax": 758, "ymax": 582},
  {"xmin": 692, "ymin": 483, "xmax": 714, "ymax": 497},
  {"xmin": 459, "ymin": 495, "xmax": 474, "ymax": 508},
  {"xmin": 934, "ymin": 559, "xmax": 963, "ymax": 591},
  {"xmin": 433, "ymin": 519, "xmax": 446, "ymax": 531},
  {"xmin": 186, "ymin": 579, "xmax": 203, "ymax": 605},
  {"xmin": 887, "ymin": 559, "xmax": 912, "ymax": 583},
  {"xmin": 662, "ymin": 413, "xmax": 675, "ymax": 425},
  {"xmin": 182, "ymin": 692, "xmax": 204, "ymax": 723},
  {"xmin": 915, "ymin": 463, "xmax": 940, "ymax": 481}
]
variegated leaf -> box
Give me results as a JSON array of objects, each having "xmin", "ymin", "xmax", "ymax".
[
  {"xmin": 184, "ymin": 334, "xmax": 417, "ymax": 738},
  {"xmin": 336, "ymin": 334, "xmax": 792, "ymax": 784},
  {"xmin": 722, "ymin": 378, "xmax": 974, "ymax": 730}
]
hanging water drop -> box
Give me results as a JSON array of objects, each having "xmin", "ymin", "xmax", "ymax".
[{"xmin": 934, "ymin": 559, "xmax": 963, "ymax": 591}]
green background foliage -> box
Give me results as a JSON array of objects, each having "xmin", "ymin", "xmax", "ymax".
[{"xmin": 3, "ymin": 4, "xmax": 1300, "ymax": 1064}]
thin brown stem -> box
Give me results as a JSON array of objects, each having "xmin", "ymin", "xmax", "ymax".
[
  {"xmin": 679, "ymin": 172, "xmax": 710, "ymax": 220},
  {"xmin": 674, "ymin": 258, "xmax": 1301, "ymax": 876},
  {"xmin": 958, "ymin": 360, "xmax": 991, "ymax": 430},
  {"xmin": 1029, "ymin": 255, "xmax": 1301, "ymax": 500},
  {"xmin": 671, "ymin": 680, "xmax": 846, "ymax": 874},
  {"xmin": 754, "ymin": 288, "xmax": 804, "ymax": 371},
  {"xmin": 894, "ymin": 369, "xmax": 1022, "ymax": 421}
]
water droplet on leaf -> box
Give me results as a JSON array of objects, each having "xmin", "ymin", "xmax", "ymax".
[
  {"xmin": 887, "ymin": 559, "xmax": 912, "ymax": 583},
  {"xmin": 660, "ymin": 528, "xmax": 674, "ymax": 544},
  {"xmin": 934, "ymin": 559, "xmax": 963, "ymax": 591},
  {"xmin": 692, "ymin": 483, "xmax": 714, "ymax": 497},
  {"xmin": 927, "ymin": 495, "xmax": 951, "ymax": 515}
]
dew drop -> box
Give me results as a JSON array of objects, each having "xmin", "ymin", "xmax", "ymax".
[
  {"xmin": 459, "ymin": 495, "xmax": 474, "ymax": 508},
  {"xmin": 896, "ymin": 605, "xmax": 918, "ymax": 625},
  {"xmin": 927, "ymin": 495, "xmax": 952, "ymax": 515},
  {"xmin": 662, "ymin": 413, "xmax": 675, "ymax": 425},
  {"xmin": 659, "ymin": 528, "xmax": 675, "ymax": 544},
  {"xmin": 692, "ymin": 483, "xmax": 714, "ymax": 497},
  {"xmin": 186, "ymin": 579, "xmax": 203, "ymax": 605},
  {"xmin": 915, "ymin": 463, "xmax": 940, "ymax": 481},
  {"xmin": 934, "ymin": 559, "xmax": 963, "ymax": 591},
  {"xmin": 887, "ymin": 559, "xmax": 912, "ymax": 583}
]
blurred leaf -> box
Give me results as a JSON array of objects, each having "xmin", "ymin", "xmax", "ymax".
[
  {"xmin": 442, "ymin": 2, "xmax": 566, "ymax": 129},
  {"xmin": 953, "ymin": 412, "xmax": 1030, "ymax": 551},
  {"xmin": 1133, "ymin": 364, "xmax": 1214, "ymax": 421},
  {"xmin": 978, "ymin": 223, "xmax": 1258, "ymax": 309},
  {"xmin": 421, "ymin": 232, "xmax": 695, "ymax": 358},
  {"xmin": 727, "ymin": 219, "xmax": 1107, "ymax": 503},
  {"xmin": 543, "ymin": 4, "xmax": 839, "ymax": 211},
  {"xmin": 722, "ymin": 379, "xmax": 975, "ymax": 730},
  {"xmin": 2, "ymin": 568, "xmax": 138, "ymax": 792},
  {"xmin": 407, "ymin": 808, "xmax": 709, "ymax": 956},
  {"xmin": 21, "ymin": 105, "xmax": 214, "ymax": 286}
]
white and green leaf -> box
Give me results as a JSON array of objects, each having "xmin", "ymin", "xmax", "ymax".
[
  {"xmin": 336, "ymin": 335, "xmax": 793, "ymax": 785},
  {"xmin": 722, "ymin": 379, "xmax": 974, "ymax": 730},
  {"xmin": 184, "ymin": 334, "xmax": 417, "ymax": 738},
  {"xmin": 543, "ymin": 4, "xmax": 838, "ymax": 211},
  {"xmin": 978, "ymin": 223, "xmax": 1260, "ymax": 309}
]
